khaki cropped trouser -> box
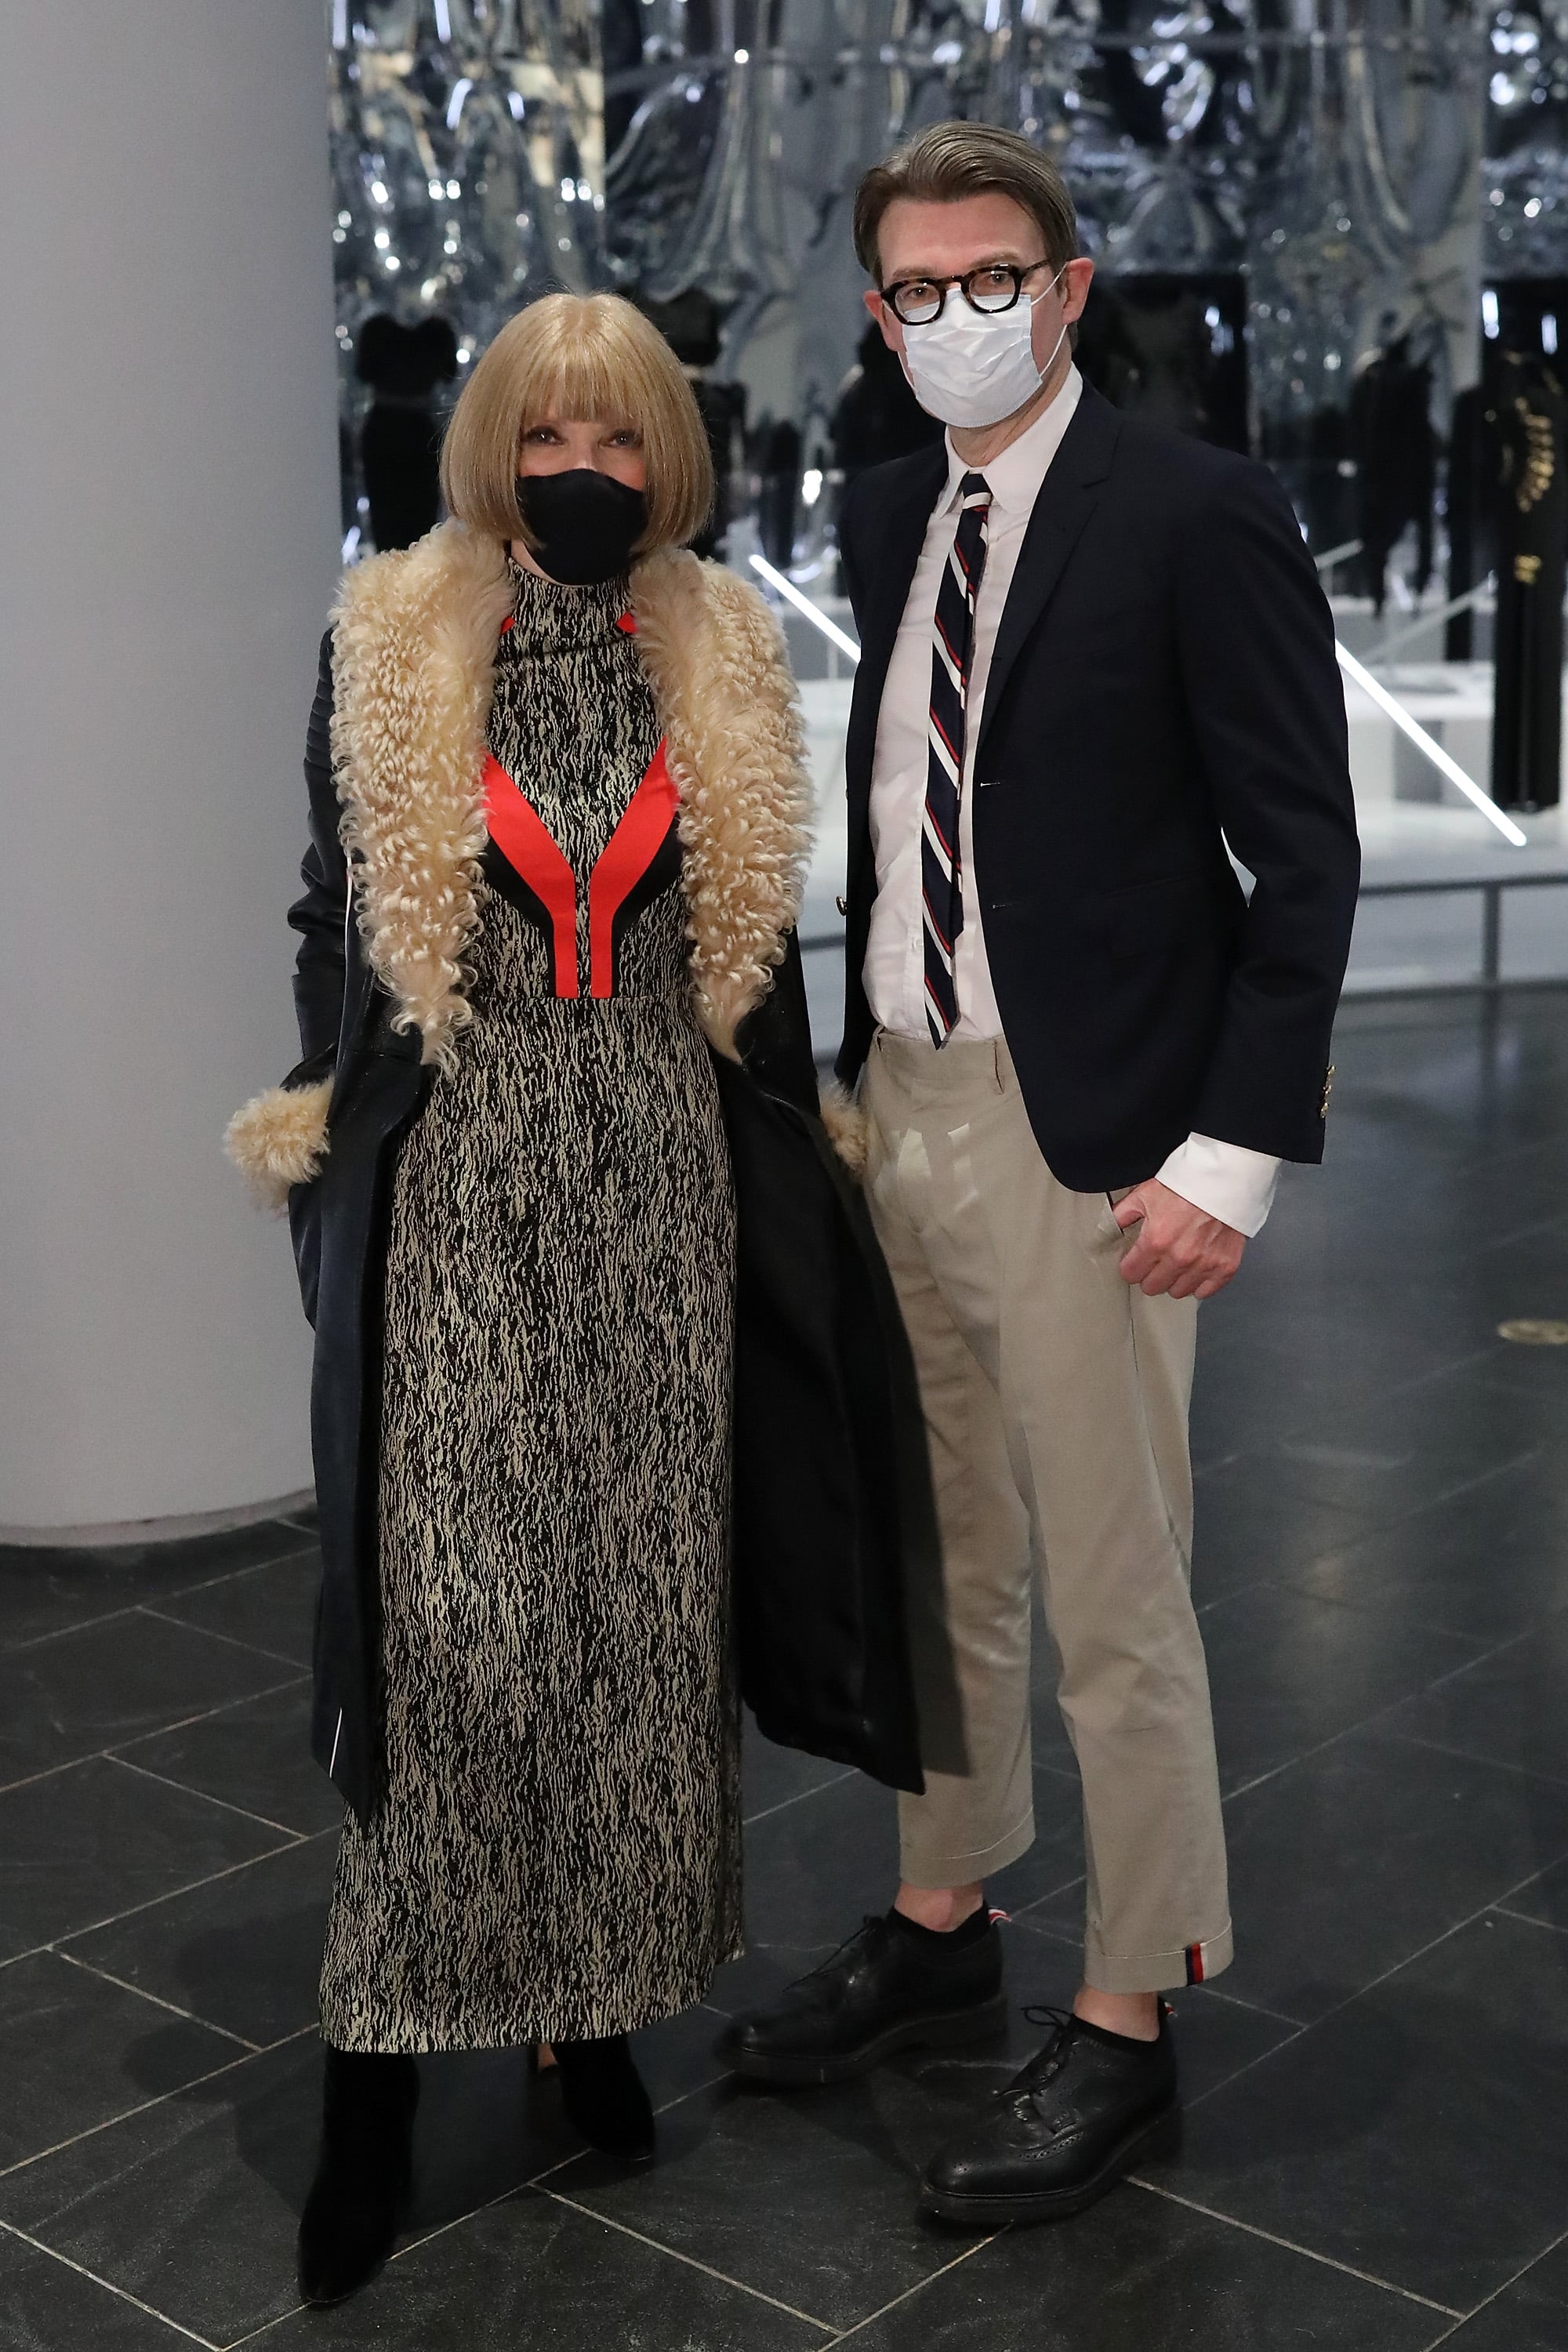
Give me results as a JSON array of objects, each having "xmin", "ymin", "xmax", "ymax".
[{"xmin": 863, "ymin": 1031, "xmax": 1232, "ymax": 1994}]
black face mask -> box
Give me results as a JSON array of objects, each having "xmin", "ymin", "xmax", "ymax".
[{"xmin": 513, "ymin": 468, "xmax": 648, "ymax": 586}]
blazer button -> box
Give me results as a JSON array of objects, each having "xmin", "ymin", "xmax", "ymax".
[{"xmin": 835, "ymin": 895, "xmax": 848, "ymax": 918}]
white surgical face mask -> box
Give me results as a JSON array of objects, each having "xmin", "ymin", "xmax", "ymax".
[{"xmin": 899, "ymin": 270, "xmax": 1068, "ymax": 430}]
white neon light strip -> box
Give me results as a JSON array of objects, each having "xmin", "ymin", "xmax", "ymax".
[
  {"xmin": 1334, "ymin": 641, "xmax": 1528, "ymax": 847},
  {"xmin": 750, "ymin": 554, "xmax": 861, "ymax": 662},
  {"xmin": 751, "ymin": 552, "xmax": 1528, "ymax": 851}
]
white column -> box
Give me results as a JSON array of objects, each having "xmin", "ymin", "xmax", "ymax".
[{"xmin": 0, "ymin": 2, "xmax": 339, "ymax": 1534}]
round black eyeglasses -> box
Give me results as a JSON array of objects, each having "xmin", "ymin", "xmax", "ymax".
[{"xmin": 880, "ymin": 260, "xmax": 1053, "ymax": 326}]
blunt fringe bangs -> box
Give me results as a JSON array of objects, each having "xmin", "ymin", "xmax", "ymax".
[
  {"xmin": 853, "ymin": 122, "xmax": 1078, "ymax": 284},
  {"xmin": 439, "ymin": 292, "xmax": 714, "ymax": 554}
]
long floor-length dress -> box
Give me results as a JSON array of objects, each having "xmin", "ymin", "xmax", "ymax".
[{"xmin": 318, "ymin": 561, "xmax": 743, "ymax": 2052}]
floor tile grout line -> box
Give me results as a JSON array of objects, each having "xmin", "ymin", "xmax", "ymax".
[
  {"xmin": 0, "ymin": 1603, "xmax": 144, "ymax": 1659},
  {"xmin": 1271, "ymin": 1580, "xmax": 1558, "ymax": 1657},
  {"xmin": 1421, "ymin": 2218, "xmax": 1568, "ymax": 2344},
  {"xmin": 108, "ymin": 1675, "xmax": 314, "ymax": 1762},
  {"xmin": 0, "ymin": 2027, "xmax": 318, "ymax": 2184},
  {"xmin": 1176, "ymin": 1857, "xmax": 1568, "ymax": 2122},
  {"xmin": 0, "ymin": 2216, "xmax": 220, "ymax": 2346},
  {"xmin": 1202, "ymin": 1631, "xmax": 1559, "ymax": 1815},
  {"xmin": 1191, "ymin": 1434, "xmax": 1552, "ymax": 1595},
  {"xmin": 156, "ymin": 1541, "xmax": 320, "ymax": 1602},
  {"xmin": 540, "ymin": 2188, "xmax": 839, "ymax": 2332},
  {"xmin": 1174, "ymin": 1982, "xmax": 1305, "ymax": 2030},
  {"xmin": 134, "ymin": 1603, "xmax": 314, "ymax": 1677},
  {"xmin": 108, "ymin": 1753, "xmax": 314, "ymax": 1842},
  {"xmin": 0, "ymin": 1543, "xmax": 320, "ymax": 1661},
  {"xmin": 1261, "ymin": 1447, "xmax": 1544, "ymax": 1588},
  {"xmin": 53, "ymin": 1948, "xmax": 260, "ymax": 2050},
  {"xmin": 1192, "ymin": 1339, "xmax": 1508, "ymax": 1478},
  {"xmin": 1299, "ymin": 1857, "xmax": 1568, "ymax": 2034},
  {"xmin": 1190, "ymin": 1370, "xmax": 1533, "ymax": 1506},
  {"xmin": 1378, "ymin": 1725, "xmax": 1568, "ymax": 1794},
  {"xmin": 518, "ymin": 2060, "xmax": 741, "ymax": 2194},
  {"xmin": 0, "ymin": 1836, "xmax": 316, "ymax": 1979},
  {"xmin": 1407, "ymin": 1607, "xmax": 1568, "ymax": 1695},
  {"xmin": 1007, "ymin": 1865, "xmax": 1091, "ymax": 1925},
  {"xmin": 819, "ymin": 2238, "xmax": 1000, "ymax": 2345},
  {"xmin": 742, "ymin": 1767, "xmax": 858, "ymax": 1830},
  {"xmin": 0, "ymin": 1675, "xmax": 310, "ymax": 1802},
  {"xmin": 230, "ymin": 2062, "xmax": 757, "ymax": 2344},
  {"xmin": 1493, "ymin": 1900, "xmax": 1568, "ymax": 1936},
  {"xmin": 1125, "ymin": 2179, "xmax": 1465, "ymax": 2317},
  {"xmin": 229, "ymin": 2161, "xmax": 535, "ymax": 2346}
]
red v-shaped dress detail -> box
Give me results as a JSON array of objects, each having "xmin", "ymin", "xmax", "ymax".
[{"xmin": 481, "ymin": 738, "xmax": 681, "ymax": 1001}]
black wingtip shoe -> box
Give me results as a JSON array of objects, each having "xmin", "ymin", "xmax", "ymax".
[
  {"xmin": 717, "ymin": 1911, "xmax": 1007, "ymax": 2087},
  {"xmin": 920, "ymin": 2002, "xmax": 1179, "ymax": 2227}
]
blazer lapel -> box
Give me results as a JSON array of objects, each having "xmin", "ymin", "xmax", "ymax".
[
  {"xmin": 844, "ymin": 445, "xmax": 949, "ymax": 870},
  {"xmin": 975, "ymin": 386, "xmax": 1122, "ymax": 767}
]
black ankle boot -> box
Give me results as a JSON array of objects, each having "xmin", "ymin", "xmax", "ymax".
[
  {"xmin": 552, "ymin": 2035, "xmax": 655, "ymax": 2165},
  {"xmin": 297, "ymin": 2046, "xmax": 419, "ymax": 2306}
]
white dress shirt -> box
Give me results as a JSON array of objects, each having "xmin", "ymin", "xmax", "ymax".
[{"xmin": 862, "ymin": 365, "xmax": 1280, "ymax": 1238}]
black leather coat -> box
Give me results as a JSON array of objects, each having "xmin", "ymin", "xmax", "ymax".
[{"xmin": 282, "ymin": 635, "xmax": 932, "ymax": 1825}]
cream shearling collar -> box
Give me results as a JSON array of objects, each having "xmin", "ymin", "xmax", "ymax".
[
  {"xmin": 328, "ymin": 521, "xmax": 813, "ymax": 1070},
  {"xmin": 226, "ymin": 523, "xmax": 822, "ymax": 1211}
]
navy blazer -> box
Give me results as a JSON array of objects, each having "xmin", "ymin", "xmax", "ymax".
[{"xmin": 835, "ymin": 383, "xmax": 1361, "ymax": 1187}]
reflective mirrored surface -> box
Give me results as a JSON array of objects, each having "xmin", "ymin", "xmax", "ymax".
[{"xmin": 325, "ymin": 4, "xmax": 1568, "ymax": 566}]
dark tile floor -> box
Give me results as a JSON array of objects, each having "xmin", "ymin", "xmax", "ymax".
[{"xmin": 4, "ymin": 989, "xmax": 1568, "ymax": 2350}]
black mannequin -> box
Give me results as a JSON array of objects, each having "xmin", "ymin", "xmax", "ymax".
[
  {"xmin": 1445, "ymin": 383, "xmax": 1490, "ymax": 662},
  {"xmin": 1348, "ymin": 328, "xmax": 1436, "ymax": 615},
  {"xmin": 356, "ymin": 314, "xmax": 459, "ymax": 554},
  {"xmin": 633, "ymin": 289, "xmax": 745, "ymax": 559},
  {"xmin": 1489, "ymin": 350, "xmax": 1568, "ymax": 811}
]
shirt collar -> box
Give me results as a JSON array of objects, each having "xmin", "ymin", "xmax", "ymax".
[{"xmin": 940, "ymin": 364, "xmax": 1083, "ymax": 517}]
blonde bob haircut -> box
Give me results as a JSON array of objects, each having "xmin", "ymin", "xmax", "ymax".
[{"xmin": 440, "ymin": 292, "xmax": 714, "ymax": 556}]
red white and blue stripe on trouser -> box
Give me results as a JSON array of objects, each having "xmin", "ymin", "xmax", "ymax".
[{"xmin": 923, "ymin": 469, "xmax": 992, "ymax": 1047}]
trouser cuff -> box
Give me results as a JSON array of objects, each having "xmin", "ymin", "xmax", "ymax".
[
  {"xmin": 1083, "ymin": 1919, "xmax": 1234, "ymax": 1994},
  {"xmin": 898, "ymin": 1809, "xmax": 1035, "ymax": 1891}
]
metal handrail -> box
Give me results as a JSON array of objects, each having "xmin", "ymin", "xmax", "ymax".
[
  {"xmin": 753, "ymin": 551, "xmax": 1529, "ymax": 849},
  {"xmin": 1351, "ymin": 868, "xmax": 1568, "ymax": 993},
  {"xmin": 1359, "ymin": 580, "xmax": 1494, "ymax": 666},
  {"xmin": 762, "ymin": 561, "xmax": 1562, "ymax": 998},
  {"xmin": 800, "ymin": 865, "xmax": 1568, "ymax": 996}
]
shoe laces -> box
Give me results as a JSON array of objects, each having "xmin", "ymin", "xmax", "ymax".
[
  {"xmin": 793, "ymin": 1915, "xmax": 887, "ymax": 1991},
  {"xmin": 1005, "ymin": 2005, "xmax": 1080, "ymax": 2105}
]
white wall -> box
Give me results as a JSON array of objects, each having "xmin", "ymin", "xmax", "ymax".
[{"xmin": 0, "ymin": 2, "xmax": 339, "ymax": 1530}]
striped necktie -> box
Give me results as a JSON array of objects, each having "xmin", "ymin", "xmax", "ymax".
[{"xmin": 923, "ymin": 470, "xmax": 992, "ymax": 1046}]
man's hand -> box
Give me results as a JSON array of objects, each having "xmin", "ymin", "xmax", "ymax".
[{"xmin": 1112, "ymin": 1178, "xmax": 1245, "ymax": 1300}]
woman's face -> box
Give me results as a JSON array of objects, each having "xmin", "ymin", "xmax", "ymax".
[{"xmin": 517, "ymin": 416, "xmax": 646, "ymax": 492}]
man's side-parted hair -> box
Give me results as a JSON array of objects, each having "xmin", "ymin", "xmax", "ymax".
[
  {"xmin": 853, "ymin": 122, "xmax": 1078, "ymax": 285},
  {"xmin": 439, "ymin": 291, "xmax": 714, "ymax": 553}
]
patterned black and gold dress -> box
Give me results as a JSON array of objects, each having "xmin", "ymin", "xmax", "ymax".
[{"xmin": 318, "ymin": 560, "xmax": 742, "ymax": 2052}]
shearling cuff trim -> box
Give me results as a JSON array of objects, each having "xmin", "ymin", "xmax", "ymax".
[
  {"xmin": 818, "ymin": 1082, "xmax": 869, "ymax": 1177},
  {"xmin": 225, "ymin": 1078, "xmax": 333, "ymax": 1214}
]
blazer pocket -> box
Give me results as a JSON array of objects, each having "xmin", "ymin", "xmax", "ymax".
[{"xmin": 1094, "ymin": 871, "xmax": 1221, "ymax": 954}]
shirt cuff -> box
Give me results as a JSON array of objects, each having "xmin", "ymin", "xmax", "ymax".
[{"xmin": 1154, "ymin": 1134, "xmax": 1281, "ymax": 1238}]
